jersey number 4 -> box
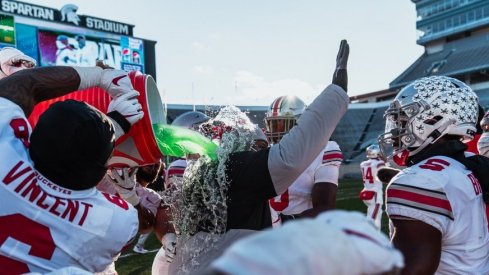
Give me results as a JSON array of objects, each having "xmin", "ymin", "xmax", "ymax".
[
  {"xmin": 361, "ymin": 167, "xmax": 374, "ymax": 184},
  {"xmin": 0, "ymin": 214, "xmax": 55, "ymax": 273}
]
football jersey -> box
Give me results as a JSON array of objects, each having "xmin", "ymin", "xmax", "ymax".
[
  {"xmin": 386, "ymin": 156, "xmax": 489, "ymax": 274},
  {"xmin": 270, "ymin": 141, "xmax": 342, "ymax": 215},
  {"xmin": 165, "ymin": 158, "xmax": 187, "ymax": 189},
  {"xmin": 0, "ymin": 98, "xmax": 138, "ymax": 273},
  {"xmin": 360, "ymin": 158, "xmax": 385, "ymax": 192}
]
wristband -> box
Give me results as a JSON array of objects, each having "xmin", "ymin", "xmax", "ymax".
[{"xmin": 108, "ymin": 111, "xmax": 131, "ymax": 134}]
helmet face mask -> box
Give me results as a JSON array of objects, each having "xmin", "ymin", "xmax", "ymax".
[
  {"xmin": 264, "ymin": 116, "xmax": 297, "ymax": 144},
  {"xmin": 378, "ymin": 100, "xmax": 426, "ymax": 161},
  {"xmin": 264, "ymin": 95, "xmax": 306, "ymax": 144},
  {"xmin": 366, "ymin": 144, "xmax": 381, "ymax": 159},
  {"xmin": 378, "ymin": 76, "xmax": 478, "ymax": 165}
]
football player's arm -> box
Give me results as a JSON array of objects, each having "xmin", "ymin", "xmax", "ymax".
[
  {"xmin": 300, "ymin": 159, "xmax": 341, "ymax": 217},
  {"xmin": 390, "ymin": 218, "xmax": 441, "ymax": 275},
  {"xmin": 154, "ymin": 206, "xmax": 176, "ymax": 242},
  {"xmin": 154, "ymin": 205, "xmax": 177, "ymax": 263},
  {"xmin": 268, "ymin": 40, "xmax": 349, "ymax": 195},
  {"xmin": 0, "ymin": 65, "xmax": 139, "ymax": 117},
  {"xmin": 0, "ymin": 66, "xmax": 80, "ymax": 116},
  {"xmin": 299, "ymin": 182, "xmax": 338, "ymax": 218}
]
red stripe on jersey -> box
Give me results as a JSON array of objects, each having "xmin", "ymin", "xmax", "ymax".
[
  {"xmin": 323, "ymin": 152, "xmax": 343, "ymax": 161},
  {"xmin": 387, "ymin": 189, "xmax": 452, "ymax": 212},
  {"xmin": 371, "ymin": 203, "xmax": 380, "ymax": 220}
]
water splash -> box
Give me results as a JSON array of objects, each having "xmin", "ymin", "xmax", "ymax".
[{"xmin": 160, "ymin": 106, "xmax": 257, "ymax": 272}]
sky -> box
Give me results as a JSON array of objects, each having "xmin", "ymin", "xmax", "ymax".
[{"xmin": 25, "ymin": 0, "xmax": 425, "ymax": 106}]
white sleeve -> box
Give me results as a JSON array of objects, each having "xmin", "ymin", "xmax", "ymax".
[
  {"xmin": 0, "ymin": 98, "xmax": 31, "ymax": 160},
  {"xmin": 72, "ymin": 66, "xmax": 103, "ymax": 90},
  {"xmin": 314, "ymin": 165, "xmax": 340, "ymax": 185},
  {"xmin": 268, "ymin": 85, "xmax": 349, "ymax": 195},
  {"xmin": 313, "ymin": 142, "xmax": 342, "ymax": 185},
  {"xmin": 386, "ymin": 172, "xmax": 451, "ymax": 234}
]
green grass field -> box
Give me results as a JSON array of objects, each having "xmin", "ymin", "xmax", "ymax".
[{"xmin": 116, "ymin": 178, "xmax": 387, "ymax": 275}]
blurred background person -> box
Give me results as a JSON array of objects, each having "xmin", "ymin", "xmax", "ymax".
[{"xmin": 359, "ymin": 144, "xmax": 385, "ymax": 229}]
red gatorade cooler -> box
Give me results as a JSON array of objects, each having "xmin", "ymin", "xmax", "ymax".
[{"xmin": 28, "ymin": 71, "xmax": 166, "ymax": 167}]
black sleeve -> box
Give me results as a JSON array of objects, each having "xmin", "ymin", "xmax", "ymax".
[{"xmin": 226, "ymin": 148, "xmax": 277, "ymax": 204}]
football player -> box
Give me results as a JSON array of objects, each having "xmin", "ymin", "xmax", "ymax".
[
  {"xmin": 379, "ymin": 76, "xmax": 489, "ymax": 274},
  {"xmin": 267, "ymin": 95, "xmax": 343, "ymax": 222},
  {"xmin": 359, "ymin": 144, "xmax": 385, "ymax": 229},
  {"xmin": 0, "ymin": 65, "xmax": 144, "ymax": 273}
]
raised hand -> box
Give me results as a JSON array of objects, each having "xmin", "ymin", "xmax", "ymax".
[
  {"xmin": 332, "ymin": 40, "xmax": 349, "ymax": 92},
  {"xmin": 336, "ymin": 40, "xmax": 349, "ymax": 70}
]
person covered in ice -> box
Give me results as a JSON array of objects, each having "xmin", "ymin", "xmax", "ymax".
[{"xmin": 166, "ymin": 40, "xmax": 350, "ymax": 274}]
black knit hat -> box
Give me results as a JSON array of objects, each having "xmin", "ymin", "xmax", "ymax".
[{"xmin": 29, "ymin": 100, "xmax": 115, "ymax": 190}]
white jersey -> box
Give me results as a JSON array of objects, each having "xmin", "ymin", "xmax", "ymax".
[
  {"xmin": 386, "ymin": 156, "xmax": 489, "ymax": 274},
  {"xmin": 0, "ymin": 98, "xmax": 138, "ymax": 273},
  {"xmin": 360, "ymin": 158, "xmax": 385, "ymax": 192},
  {"xmin": 165, "ymin": 158, "xmax": 187, "ymax": 189},
  {"xmin": 270, "ymin": 141, "xmax": 342, "ymax": 215},
  {"xmin": 359, "ymin": 158, "xmax": 385, "ymax": 229}
]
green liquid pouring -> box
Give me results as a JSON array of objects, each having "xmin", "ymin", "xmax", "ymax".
[{"xmin": 152, "ymin": 123, "xmax": 217, "ymax": 160}]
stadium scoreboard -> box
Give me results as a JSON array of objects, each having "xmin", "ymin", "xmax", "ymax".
[{"xmin": 0, "ymin": 0, "xmax": 156, "ymax": 77}]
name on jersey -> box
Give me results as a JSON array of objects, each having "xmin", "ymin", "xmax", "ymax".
[{"xmin": 2, "ymin": 161, "xmax": 93, "ymax": 226}]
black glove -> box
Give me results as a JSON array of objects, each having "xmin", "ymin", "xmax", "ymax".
[{"xmin": 332, "ymin": 40, "xmax": 349, "ymax": 92}]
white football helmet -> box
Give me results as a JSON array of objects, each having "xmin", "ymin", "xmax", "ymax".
[
  {"xmin": 264, "ymin": 95, "xmax": 306, "ymax": 144},
  {"xmin": 378, "ymin": 76, "xmax": 478, "ymax": 166},
  {"xmin": 366, "ymin": 144, "xmax": 381, "ymax": 159},
  {"xmin": 172, "ymin": 111, "xmax": 210, "ymax": 130}
]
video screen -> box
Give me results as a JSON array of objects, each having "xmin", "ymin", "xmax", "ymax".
[{"xmin": 38, "ymin": 29, "xmax": 121, "ymax": 68}]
